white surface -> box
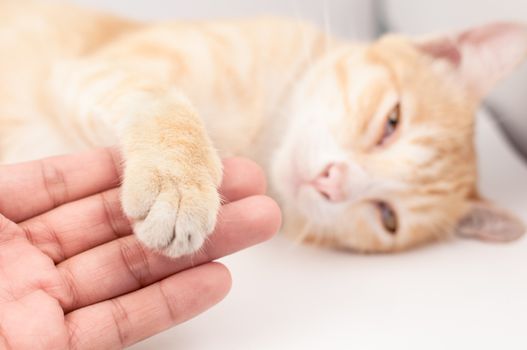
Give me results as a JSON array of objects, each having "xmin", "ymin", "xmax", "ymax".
[{"xmin": 129, "ymin": 112, "xmax": 527, "ymax": 350}]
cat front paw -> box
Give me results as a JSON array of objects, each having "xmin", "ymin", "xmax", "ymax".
[{"xmin": 121, "ymin": 161, "xmax": 222, "ymax": 258}]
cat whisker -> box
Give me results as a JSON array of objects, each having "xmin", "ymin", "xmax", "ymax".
[
  {"xmin": 292, "ymin": 220, "xmax": 313, "ymax": 245},
  {"xmin": 292, "ymin": 0, "xmax": 315, "ymax": 69},
  {"xmin": 321, "ymin": 0, "xmax": 332, "ymax": 55},
  {"xmin": 315, "ymin": 227, "xmax": 326, "ymax": 246}
]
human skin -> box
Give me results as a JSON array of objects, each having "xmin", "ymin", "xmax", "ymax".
[{"xmin": 0, "ymin": 148, "xmax": 281, "ymax": 349}]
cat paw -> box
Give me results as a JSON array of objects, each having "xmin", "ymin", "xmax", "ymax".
[{"xmin": 121, "ymin": 162, "xmax": 222, "ymax": 258}]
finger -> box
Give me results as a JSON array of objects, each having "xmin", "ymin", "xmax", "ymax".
[
  {"xmin": 65, "ymin": 262, "xmax": 231, "ymax": 350},
  {"xmin": 221, "ymin": 157, "xmax": 267, "ymax": 203},
  {"xmin": 0, "ymin": 213, "xmax": 23, "ymax": 243},
  {"xmin": 19, "ymin": 188, "xmax": 130, "ymax": 262},
  {"xmin": 54, "ymin": 195, "xmax": 280, "ymax": 312},
  {"xmin": 19, "ymin": 158, "xmax": 267, "ymax": 262},
  {"xmin": 0, "ymin": 148, "xmax": 122, "ymax": 223}
]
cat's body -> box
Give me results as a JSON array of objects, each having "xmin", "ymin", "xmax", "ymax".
[
  {"xmin": 0, "ymin": 2, "xmax": 316, "ymax": 163},
  {"xmin": 1, "ymin": 1, "xmax": 525, "ymax": 256}
]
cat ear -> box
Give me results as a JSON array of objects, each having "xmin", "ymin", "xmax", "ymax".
[
  {"xmin": 455, "ymin": 200, "xmax": 525, "ymax": 242},
  {"xmin": 414, "ymin": 22, "xmax": 527, "ymax": 100}
]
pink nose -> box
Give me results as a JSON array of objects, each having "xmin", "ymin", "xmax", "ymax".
[{"xmin": 311, "ymin": 163, "xmax": 348, "ymax": 202}]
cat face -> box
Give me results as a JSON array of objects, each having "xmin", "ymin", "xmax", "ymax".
[{"xmin": 272, "ymin": 23, "xmax": 527, "ymax": 252}]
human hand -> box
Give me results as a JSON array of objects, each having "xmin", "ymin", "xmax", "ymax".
[{"xmin": 0, "ymin": 148, "xmax": 280, "ymax": 349}]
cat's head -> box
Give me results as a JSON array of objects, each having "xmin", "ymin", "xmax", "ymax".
[{"xmin": 272, "ymin": 22, "xmax": 527, "ymax": 252}]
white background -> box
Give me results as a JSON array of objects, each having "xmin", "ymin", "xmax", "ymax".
[{"xmin": 70, "ymin": 1, "xmax": 527, "ymax": 349}]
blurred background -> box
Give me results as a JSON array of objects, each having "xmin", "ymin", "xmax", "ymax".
[{"xmin": 69, "ymin": 1, "xmax": 527, "ymax": 349}]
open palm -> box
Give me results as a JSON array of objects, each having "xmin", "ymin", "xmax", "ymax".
[{"xmin": 0, "ymin": 148, "xmax": 280, "ymax": 349}]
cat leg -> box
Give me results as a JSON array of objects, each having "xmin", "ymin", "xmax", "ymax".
[
  {"xmin": 116, "ymin": 89, "xmax": 223, "ymax": 258},
  {"xmin": 50, "ymin": 66, "xmax": 222, "ymax": 258}
]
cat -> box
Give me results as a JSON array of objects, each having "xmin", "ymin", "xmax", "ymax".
[{"xmin": 0, "ymin": 0, "xmax": 525, "ymax": 257}]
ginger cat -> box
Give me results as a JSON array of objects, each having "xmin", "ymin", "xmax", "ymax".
[{"xmin": 0, "ymin": 1, "xmax": 525, "ymax": 257}]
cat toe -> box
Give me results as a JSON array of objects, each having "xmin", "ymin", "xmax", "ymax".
[
  {"xmin": 133, "ymin": 199, "xmax": 178, "ymax": 250},
  {"xmin": 131, "ymin": 188, "xmax": 220, "ymax": 258}
]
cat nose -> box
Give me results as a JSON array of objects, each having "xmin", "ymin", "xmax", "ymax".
[{"xmin": 311, "ymin": 163, "xmax": 348, "ymax": 202}]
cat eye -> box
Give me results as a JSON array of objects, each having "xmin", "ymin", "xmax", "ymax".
[
  {"xmin": 377, "ymin": 201, "xmax": 398, "ymax": 234},
  {"xmin": 378, "ymin": 103, "xmax": 400, "ymax": 145}
]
